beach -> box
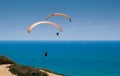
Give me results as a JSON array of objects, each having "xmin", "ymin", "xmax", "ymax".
[{"xmin": 40, "ymin": 69, "xmax": 62, "ymax": 76}]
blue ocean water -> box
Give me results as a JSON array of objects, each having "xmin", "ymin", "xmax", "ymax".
[{"xmin": 0, "ymin": 41, "xmax": 120, "ymax": 76}]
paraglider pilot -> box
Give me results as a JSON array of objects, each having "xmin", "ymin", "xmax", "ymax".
[
  {"xmin": 56, "ymin": 32, "xmax": 59, "ymax": 36},
  {"xmin": 44, "ymin": 52, "xmax": 48, "ymax": 57}
]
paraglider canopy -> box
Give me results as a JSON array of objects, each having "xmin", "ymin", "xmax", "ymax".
[
  {"xmin": 28, "ymin": 21, "xmax": 62, "ymax": 33},
  {"xmin": 46, "ymin": 13, "xmax": 72, "ymax": 22}
]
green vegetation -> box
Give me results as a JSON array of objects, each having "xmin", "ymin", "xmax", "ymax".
[
  {"xmin": 0, "ymin": 56, "xmax": 15, "ymax": 64},
  {"xmin": 9, "ymin": 64, "xmax": 48, "ymax": 76}
]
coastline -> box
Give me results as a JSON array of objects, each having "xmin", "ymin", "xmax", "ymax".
[
  {"xmin": 0, "ymin": 64, "xmax": 63, "ymax": 76},
  {"xmin": 0, "ymin": 56, "xmax": 63, "ymax": 76}
]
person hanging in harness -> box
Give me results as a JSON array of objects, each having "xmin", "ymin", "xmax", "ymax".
[
  {"xmin": 56, "ymin": 32, "xmax": 59, "ymax": 36},
  {"xmin": 44, "ymin": 52, "xmax": 48, "ymax": 57}
]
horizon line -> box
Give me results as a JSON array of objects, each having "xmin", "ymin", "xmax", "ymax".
[{"xmin": 0, "ymin": 40, "xmax": 120, "ymax": 41}]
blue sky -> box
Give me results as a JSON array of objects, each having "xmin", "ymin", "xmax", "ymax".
[{"xmin": 0, "ymin": 0, "xmax": 120, "ymax": 40}]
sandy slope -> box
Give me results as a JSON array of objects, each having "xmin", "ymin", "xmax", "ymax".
[
  {"xmin": 40, "ymin": 69, "xmax": 62, "ymax": 76},
  {"xmin": 0, "ymin": 64, "xmax": 62, "ymax": 76},
  {"xmin": 0, "ymin": 64, "xmax": 16, "ymax": 76}
]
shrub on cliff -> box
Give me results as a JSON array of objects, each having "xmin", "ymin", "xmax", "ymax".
[
  {"xmin": 9, "ymin": 64, "xmax": 48, "ymax": 76},
  {"xmin": 0, "ymin": 56, "xmax": 15, "ymax": 64}
]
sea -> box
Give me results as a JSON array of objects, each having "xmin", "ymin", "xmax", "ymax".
[{"xmin": 0, "ymin": 41, "xmax": 120, "ymax": 76}]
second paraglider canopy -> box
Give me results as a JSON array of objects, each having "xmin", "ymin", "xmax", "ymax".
[{"xmin": 46, "ymin": 13, "xmax": 72, "ymax": 22}]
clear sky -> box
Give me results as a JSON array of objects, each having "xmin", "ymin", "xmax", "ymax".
[{"xmin": 0, "ymin": 0, "xmax": 120, "ymax": 41}]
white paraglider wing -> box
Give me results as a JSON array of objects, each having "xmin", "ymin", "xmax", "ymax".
[{"xmin": 28, "ymin": 21, "xmax": 62, "ymax": 33}]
